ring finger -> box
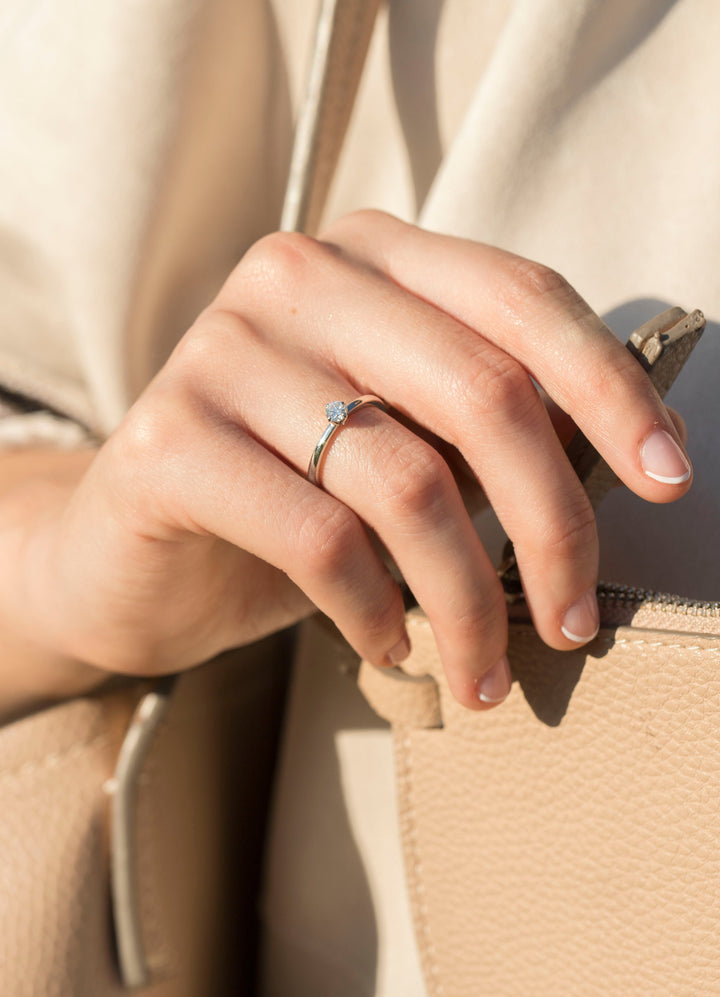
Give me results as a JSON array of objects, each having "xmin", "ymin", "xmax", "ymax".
[{"xmin": 200, "ymin": 321, "xmax": 512, "ymax": 710}]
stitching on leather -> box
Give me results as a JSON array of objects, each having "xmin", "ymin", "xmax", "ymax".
[
  {"xmin": 0, "ymin": 733, "xmax": 109, "ymax": 786},
  {"xmin": 412, "ymin": 615, "xmax": 720, "ymax": 654},
  {"xmin": 607, "ymin": 638, "xmax": 720, "ymax": 652},
  {"xmin": 511, "ymin": 630, "xmax": 720, "ymax": 653},
  {"xmin": 396, "ymin": 730, "xmax": 442, "ymax": 995},
  {"xmin": 135, "ymin": 717, "xmax": 176, "ymax": 980}
]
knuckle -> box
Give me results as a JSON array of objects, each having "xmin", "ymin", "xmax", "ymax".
[
  {"xmin": 462, "ymin": 352, "xmax": 537, "ymax": 424},
  {"xmin": 452, "ymin": 587, "xmax": 506, "ymax": 646},
  {"xmin": 170, "ymin": 322, "xmax": 229, "ymax": 375},
  {"xmin": 358, "ymin": 586, "xmax": 405, "ymax": 649},
  {"xmin": 170, "ymin": 311, "xmax": 259, "ymax": 382},
  {"xmin": 320, "ymin": 207, "xmax": 396, "ymax": 242},
  {"xmin": 107, "ymin": 399, "xmax": 186, "ymax": 525},
  {"xmin": 540, "ymin": 499, "xmax": 597, "ymax": 563},
  {"xmin": 505, "ymin": 257, "xmax": 571, "ymax": 305},
  {"xmin": 585, "ymin": 346, "xmax": 648, "ymax": 410},
  {"xmin": 115, "ymin": 382, "xmax": 201, "ymax": 495},
  {"xmin": 376, "ymin": 440, "xmax": 452, "ymax": 520},
  {"xmin": 232, "ymin": 230, "xmax": 321, "ymax": 300},
  {"xmin": 294, "ymin": 503, "xmax": 364, "ymax": 580},
  {"xmin": 119, "ymin": 398, "xmax": 178, "ymax": 469}
]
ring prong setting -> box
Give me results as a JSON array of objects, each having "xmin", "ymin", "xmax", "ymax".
[
  {"xmin": 308, "ymin": 395, "xmax": 386, "ymax": 485},
  {"xmin": 326, "ymin": 401, "xmax": 349, "ymax": 424}
]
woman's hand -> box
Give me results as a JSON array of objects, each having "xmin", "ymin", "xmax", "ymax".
[{"xmin": 0, "ymin": 211, "xmax": 693, "ymax": 714}]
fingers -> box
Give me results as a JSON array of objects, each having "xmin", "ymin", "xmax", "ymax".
[
  {"xmin": 179, "ymin": 317, "xmax": 510, "ymax": 709},
  {"xmin": 320, "ymin": 211, "xmax": 692, "ymax": 501},
  {"xmin": 222, "ymin": 232, "xmax": 602, "ymax": 656},
  {"xmin": 186, "ymin": 220, "xmax": 692, "ymax": 712},
  {"xmin": 126, "ymin": 390, "xmax": 412, "ymax": 672},
  {"xmin": 307, "ymin": 410, "xmax": 510, "ymax": 708},
  {"xmin": 667, "ymin": 406, "xmax": 688, "ymax": 446}
]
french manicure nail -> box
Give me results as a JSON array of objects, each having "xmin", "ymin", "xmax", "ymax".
[
  {"xmin": 478, "ymin": 655, "xmax": 512, "ymax": 704},
  {"xmin": 387, "ymin": 633, "xmax": 411, "ymax": 665},
  {"xmin": 561, "ymin": 586, "xmax": 600, "ymax": 643},
  {"xmin": 641, "ymin": 429, "xmax": 691, "ymax": 484}
]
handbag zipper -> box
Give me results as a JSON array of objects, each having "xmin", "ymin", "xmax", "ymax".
[
  {"xmin": 594, "ymin": 581, "xmax": 720, "ymax": 617},
  {"xmin": 499, "ymin": 558, "xmax": 720, "ymax": 619}
]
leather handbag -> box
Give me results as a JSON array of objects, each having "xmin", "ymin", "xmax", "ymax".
[
  {"xmin": 355, "ymin": 306, "xmax": 720, "ymax": 996},
  {"xmin": 0, "ymin": 636, "xmax": 293, "ymax": 997},
  {"xmin": 356, "ymin": 576, "xmax": 720, "ymax": 995}
]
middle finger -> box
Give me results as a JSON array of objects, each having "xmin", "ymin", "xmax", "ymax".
[
  {"xmin": 227, "ymin": 236, "xmax": 601, "ymax": 652},
  {"xmin": 202, "ymin": 321, "xmax": 512, "ymax": 710}
]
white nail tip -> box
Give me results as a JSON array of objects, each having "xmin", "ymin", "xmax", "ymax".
[
  {"xmin": 478, "ymin": 690, "xmax": 509, "ymax": 704},
  {"xmin": 644, "ymin": 468, "xmax": 692, "ymax": 485},
  {"xmin": 561, "ymin": 624, "xmax": 600, "ymax": 644}
]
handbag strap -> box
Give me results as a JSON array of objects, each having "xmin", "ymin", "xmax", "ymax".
[{"xmin": 281, "ymin": 0, "xmax": 382, "ymax": 235}]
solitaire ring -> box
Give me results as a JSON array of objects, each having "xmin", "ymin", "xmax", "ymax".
[{"xmin": 307, "ymin": 395, "xmax": 386, "ymax": 485}]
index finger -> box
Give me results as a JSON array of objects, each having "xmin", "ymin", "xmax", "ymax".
[{"xmin": 322, "ymin": 210, "xmax": 692, "ymax": 501}]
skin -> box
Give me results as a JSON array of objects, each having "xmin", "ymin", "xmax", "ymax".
[{"xmin": 0, "ymin": 211, "xmax": 692, "ymax": 721}]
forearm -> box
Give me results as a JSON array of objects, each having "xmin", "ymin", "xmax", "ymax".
[{"xmin": 0, "ymin": 448, "xmax": 109, "ymax": 723}]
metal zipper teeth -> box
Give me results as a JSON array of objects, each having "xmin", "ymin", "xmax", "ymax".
[
  {"xmin": 502, "ymin": 577, "xmax": 720, "ymax": 617},
  {"xmin": 595, "ymin": 582, "xmax": 720, "ymax": 617}
]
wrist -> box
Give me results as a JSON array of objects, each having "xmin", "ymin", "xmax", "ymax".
[{"xmin": 0, "ymin": 448, "xmax": 109, "ymax": 722}]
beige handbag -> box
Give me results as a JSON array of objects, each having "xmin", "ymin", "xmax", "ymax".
[
  {"xmin": 0, "ymin": 636, "xmax": 295, "ymax": 997},
  {"xmin": 356, "ymin": 309, "xmax": 720, "ymax": 996}
]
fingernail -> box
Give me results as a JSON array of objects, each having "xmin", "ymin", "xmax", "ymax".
[
  {"xmin": 641, "ymin": 429, "xmax": 691, "ymax": 484},
  {"xmin": 478, "ymin": 655, "xmax": 512, "ymax": 704},
  {"xmin": 561, "ymin": 586, "xmax": 599, "ymax": 643},
  {"xmin": 387, "ymin": 632, "xmax": 411, "ymax": 665}
]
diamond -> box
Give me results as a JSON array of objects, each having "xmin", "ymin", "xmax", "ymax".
[{"xmin": 325, "ymin": 401, "xmax": 348, "ymax": 424}]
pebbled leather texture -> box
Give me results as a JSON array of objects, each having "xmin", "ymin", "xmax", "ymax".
[
  {"xmin": 0, "ymin": 635, "xmax": 290, "ymax": 997},
  {"xmin": 363, "ymin": 609, "xmax": 720, "ymax": 996},
  {"xmin": 358, "ymin": 657, "xmax": 442, "ymax": 730},
  {"xmin": 354, "ymin": 305, "xmax": 719, "ymax": 995},
  {"xmin": 0, "ymin": 684, "xmax": 141, "ymax": 997}
]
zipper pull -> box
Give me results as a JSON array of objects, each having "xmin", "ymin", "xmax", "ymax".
[
  {"xmin": 500, "ymin": 306, "xmax": 706, "ymax": 596},
  {"xmin": 627, "ymin": 307, "xmax": 705, "ymax": 393},
  {"xmin": 564, "ymin": 306, "xmax": 704, "ymax": 508}
]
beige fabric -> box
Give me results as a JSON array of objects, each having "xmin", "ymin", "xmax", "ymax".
[
  {"xmin": 2, "ymin": 0, "xmax": 718, "ymax": 578},
  {"xmin": 260, "ymin": 621, "xmax": 426, "ymax": 997},
  {"xmin": 1, "ymin": 0, "xmax": 719, "ymax": 993}
]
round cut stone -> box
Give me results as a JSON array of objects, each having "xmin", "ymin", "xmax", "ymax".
[{"xmin": 326, "ymin": 401, "xmax": 348, "ymax": 424}]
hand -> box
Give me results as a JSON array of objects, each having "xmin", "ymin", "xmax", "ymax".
[{"xmin": 0, "ymin": 211, "xmax": 692, "ymax": 713}]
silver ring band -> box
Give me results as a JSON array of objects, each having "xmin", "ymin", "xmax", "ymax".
[{"xmin": 308, "ymin": 395, "xmax": 386, "ymax": 485}]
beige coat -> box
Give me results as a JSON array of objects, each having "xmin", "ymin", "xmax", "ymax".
[{"xmin": 0, "ymin": 1, "xmax": 718, "ymax": 994}]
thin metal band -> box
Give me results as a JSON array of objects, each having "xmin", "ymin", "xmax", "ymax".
[{"xmin": 308, "ymin": 394, "xmax": 386, "ymax": 484}]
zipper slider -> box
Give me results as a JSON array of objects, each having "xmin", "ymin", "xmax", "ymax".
[
  {"xmin": 564, "ymin": 306, "xmax": 704, "ymax": 506},
  {"xmin": 500, "ymin": 306, "xmax": 706, "ymax": 598},
  {"xmin": 628, "ymin": 307, "xmax": 705, "ymax": 374}
]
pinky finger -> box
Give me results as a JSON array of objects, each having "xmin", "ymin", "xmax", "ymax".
[{"xmin": 179, "ymin": 422, "xmax": 410, "ymax": 668}]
